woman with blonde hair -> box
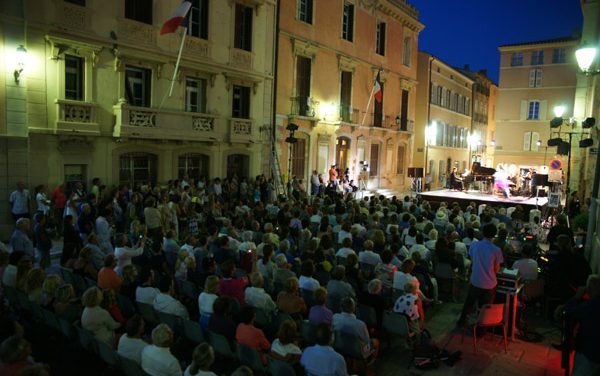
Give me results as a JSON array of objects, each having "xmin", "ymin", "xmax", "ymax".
[
  {"xmin": 102, "ymin": 288, "xmax": 126, "ymax": 324},
  {"xmin": 277, "ymin": 277, "xmax": 306, "ymax": 316},
  {"xmin": 53, "ymin": 283, "xmax": 81, "ymax": 323},
  {"xmin": 81, "ymin": 286, "xmax": 121, "ymax": 347},
  {"xmin": 270, "ymin": 320, "xmax": 302, "ymax": 364},
  {"xmin": 198, "ymin": 275, "xmax": 219, "ymax": 330},
  {"xmin": 41, "ymin": 274, "xmax": 63, "ymax": 307},
  {"xmin": 26, "ymin": 268, "xmax": 46, "ymax": 304},
  {"xmin": 184, "ymin": 343, "xmax": 217, "ymax": 376}
]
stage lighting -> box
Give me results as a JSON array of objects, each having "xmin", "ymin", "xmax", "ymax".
[
  {"xmin": 582, "ymin": 117, "xmax": 596, "ymax": 129},
  {"xmin": 550, "ymin": 117, "xmax": 563, "ymax": 128},
  {"xmin": 580, "ymin": 138, "xmax": 594, "ymax": 148},
  {"xmin": 547, "ymin": 138, "xmax": 562, "ymax": 146},
  {"xmin": 557, "ymin": 141, "xmax": 570, "ymax": 155},
  {"xmin": 285, "ymin": 136, "xmax": 297, "ymax": 143},
  {"xmin": 286, "ymin": 123, "xmax": 299, "ymax": 131}
]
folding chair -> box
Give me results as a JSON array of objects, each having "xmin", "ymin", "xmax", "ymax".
[
  {"xmin": 208, "ymin": 331, "xmax": 236, "ymax": 359},
  {"xmin": 117, "ymin": 294, "xmax": 136, "ymax": 318},
  {"xmin": 155, "ymin": 311, "xmax": 182, "ymax": 334},
  {"xmin": 382, "ymin": 311, "xmax": 412, "ymax": 337},
  {"xmin": 237, "ymin": 344, "xmax": 266, "ymax": 374},
  {"xmin": 462, "ymin": 303, "xmax": 507, "ymax": 353},
  {"xmin": 356, "ymin": 304, "xmax": 377, "ymax": 329},
  {"xmin": 96, "ymin": 338, "xmax": 120, "ymax": 367},
  {"xmin": 268, "ymin": 357, "xmax": 295, "ymax": 376},
  {"xmin": 177, "ymin": 279, "xmax": 199, "ymax": 300},
  {"xmin": 75, "ymin": 325, "xmax": 98, "ymax": 354},
  {"xmin": 137, "ymin": 302, "xmax": 160, "ymax": 325},
  {"xmin": 333, "ymin": 331, "xmax": 370, "ymax": 375},
  {"xmin": 118, "ymin": 354, "xmax": 144, "ymax": 376},
  {"xmin": 182, "ymin": 319, "xmax": 205, "ymax": 344}
]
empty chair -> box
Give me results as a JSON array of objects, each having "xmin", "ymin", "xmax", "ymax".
[
  {"xmin": 137, "ymin": 302, "xmax": 160, "ymax": 326},
  {"xmin": 333, "ymin": 331, "xmax": 371, "ymax": 374},
  {"xmin": 237, "ymin": 344, "xmax": 266, "ymax": 374},
  {"xmin": 268, "ymin": 357, "xmax": 296, "ymax": 376},
  {"xmin": 254, "ymin": 307, "xmax": 273, "ymax": 329},
  {"xmin": 327, "ymin": 295, "xmax": 342, "ymax": 313},
  {"xmin": 117, "ymin": 294, "xmax": 137, "ymax": 318},
  {"xmin": 118, "ymin": 354, "xmax": 144, "ymax": 376},
  {"xmin": 182, "ymin": 319, "xmax": 205, "ymax": 344},
  {"xmin": 300, "ymin": 320, "xmax": 317, "ymax": 345},
  {"xmin": 300, "ymin": 289, "xmax": 316, "ymax": 308},
  {"xmin": 155, "ymin": 311, "xmax": 182, "ymax": 334},
  {"xmin": 208, "ymin": 331, "xmax": 236, "ymax": 359},
  {"xmin": 97, "ymin": 338, "xmax": 120, "ymax": 367},
  {"xmin": 76, "ymin": 325, "xmax": 98, "ymax": 354},
  {"xmin": 462, "ymin": 303, "xmax": 507, "ymax": 353},
  {"xmin": 382, "ymin": 311, "xmax": 411, "ymax": 337},
  {"xmin": 177, "ymin": 279, "xmax": 198, "ymax": 300},
  {"xmin": 356, "ymin": 304, "xmax": 377, "ymax": 329}
]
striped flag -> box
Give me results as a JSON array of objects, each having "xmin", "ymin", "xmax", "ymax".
[
  {"xmin": 374, "ymin": 69, "xmax": 382, "ymax": 103},
  {"xmin": 160, "ymin": 1, "xmax": 192, "ymax": 35}
]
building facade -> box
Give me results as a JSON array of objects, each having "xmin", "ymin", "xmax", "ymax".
[
  {"xmin": 0, "ymin": 0, "xmax": 276, "ymax": 237},
  {"xmin": 415, "ymin": 52, "xmax": 474, "ymax": 189},
  {"xmin": 275, "ymin": 0, "xmax": 422, "ymax": 191},
  {"xmin": 495, "ymin": 37, "xmax": 580, "ymax": 179}
]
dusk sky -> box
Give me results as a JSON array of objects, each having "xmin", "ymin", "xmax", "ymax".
[{"xmin": 410, "ymin": 0, "xmax": 584, "ymax": 83}]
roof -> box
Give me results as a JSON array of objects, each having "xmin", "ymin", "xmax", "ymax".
[
  {"xmin": 419, "ymin": 51, "xmax": 475, "ymax": 83},
  {"xmin": 498, "ymin": 36, "xmax": 580, "ymax": 48}
]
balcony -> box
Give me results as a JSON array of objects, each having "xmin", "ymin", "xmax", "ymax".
[
  {"xmin": 117, "ymin": 18, "xmax": 156, "ymax": 46},
  {"xmin": 230, "ymin": 48, "xmax": 253, "ymax": 70},
  {"xmin": 113, "ymin": 103, "xmax": 218, "ymax": 142},
  {"xmin": 55, "ymin": 100, "xmax": 100, "ymax": 135},
  {"xmin": 229, "ymin": 118, "xmax": 253, "ymax": 143},
  {"xmin": 290, "ymin": 96, "xmax": 319, "ymax": 119},
  {"xmin": 55, "ymin": 1, "xmax": 90, "ymax": 32},
  {"xmin": 340, "ymin": 106, "xmax": 360, "ymax": 124}
]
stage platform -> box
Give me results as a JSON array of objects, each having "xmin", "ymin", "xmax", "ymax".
[{"xmin": 418, "ymin": 189, "xmax": 547, "ymax": 210}]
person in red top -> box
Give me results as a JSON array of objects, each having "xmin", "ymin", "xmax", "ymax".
[
  {"xmin": 218, "ymin": 259, "xmax": 249, "ymax": 306},
  {"xmin": 97, "ymin": 254, "xmax": 123, "ymax": 293},
  {"xmin": 51, "ymin": 183, "xmax": 67, "ymax": 232},
  {"xmin": 0, "ymin": 335, "xmax": 36, "ymax": 376},
  {"xmin": 236, "ymin": 305, "xmax": 271, "ymax": 364},
  {"xmin": 328, "ymin": 165, "xmax": 338, "ymax": 189}
]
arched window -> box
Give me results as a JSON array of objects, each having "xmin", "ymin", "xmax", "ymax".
[
  {"xmin": 178, "ymin": 153, "xmax": 209, "ymax": 181},
  {"xmin": 119, "ymin": 152, "xmax": 157, "ymax": 186},
  {"xmin": 396, "ymin": 144, "xmax": 406, "ymax": 174}
]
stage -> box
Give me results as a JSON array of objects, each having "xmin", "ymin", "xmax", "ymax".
[{"xmin": 418, "ymin": 189, "xmax": 548, "ymax": 211}]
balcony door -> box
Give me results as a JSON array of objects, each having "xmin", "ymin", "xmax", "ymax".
[
  {"xmin": 296, "ymin": 56, "xmax": 311, "ymax": 116},
  {"xmin": 227, "ymin": 154, "xmax": 249, "ymax": 179},
  {"xmin": 336, "ymin": 136, "xmax": 351, "ymax": 175}
]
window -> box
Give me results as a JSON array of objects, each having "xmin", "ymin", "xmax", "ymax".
[
  {"xmin": 376, "ymin": 21, "xmax": 386, "ymax": 55},
  {"xmin": 552, "ymin": 48, "xmax": 566, "ymax": 64},
  {"xmin": 402, "ymin": 37, "xmax": 411, "ymax": 66},
  {"xmin": 65, "ymin": 0, "xmax": 86, "ymax": 5},
  {"xmin": 119, "ymin": 152, "xmax": 157, "ymax": 186},
  {"xmin": 531, "ymin": 50, "xmax": 544, "ymax": 65},
  {"xmin": 396, "ymin": 145, "xmax": 405, "ymax": 174},
  {"xmin": 232, "ymin": 85, "xmax": 251, "ymax": 119},
  {"xmin": 185, "ymin": 78, "xmax": 207, "ymax": 113},
  {"xmin": 187, "ymin": 0, "xmax": 209, "ymax": 39},
  {"xmin": 178, "ymin": 153, "xmax": 209, "ymax": 180},
  {"xmin": 373, "ymin": 81, "xmax": 384, "ymax": 127},
  {"xmin": 125, "ymin": 0, "xmax": 152, "ymax": 24},
  {"xmin": 523, "ymin": 131, "xmax": 540, "ymax": 151},
  {"xmin": 445, "ymin": 90, "xmax": 451, "ymax": 109},
  {"xmin": 65, "ymin": 55, "xmax": 84, "ymax": 101},
  {"xmin": 234, "ymin": 4, "xmax": 253, "ymax": 51},
  {"xmin": 461, "ymin": 97, "xmax": 467, "ymax": 114},
  {"xmin": 511, "ymin": 52, "xmax": 523, "ymax": 66},
  {"xmin": 400, "ymin": 89, "xmax": 409, "ymax": 130},
  {"xmin": 125, "ymin": 66, "xmax": 151, "ymax": 107},
  {"xmin": 436, "ymin": 86, "xmax": 442, "ymax": 105},
  {"xmin": 369, "ymin": 144, "xmax": 380, "ymax": 176},
  {"xmin": 527, "ymin": 101, "xmax": 540, "ymax": 120},
  {"xmin": 453, "ymin": 93, "xmax": 459, "ymax": 111},
  {"xmin": 291, "ymin": 138, "xmax": 306, "ymax": 178},
  {"xmin": 465, "ymin": 98, "xmax": 470, "ymax": 115},
  {"xmin": 340, "ymin": 71, "xmax": 352, "ymax": 122},
  {"xmin": 438, "ymin": 160, "xmax": 444, "ymax": 183},
  {"xmin": 435, "ymin": 121, "xmax": 443, "ymax": 146},
  {"xmin": 529, "ymin": 68, "xmax": 543, "ymax": 87},
  {"xmin": 298, "ymin": 0, "xmax": 313, "ymax": 24},
  {"xmin": 295, "ymin": 56, "xmax": 312, "ymax": 116},
  {"xmin": 342, "ymin": 2, "xmax": 354, "ymax": 42}
]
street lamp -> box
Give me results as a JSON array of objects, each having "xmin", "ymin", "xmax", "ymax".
[
  {"xmin": 424, "ymin": 122, "xmax": 436, "ymax": 178},
  {"xmin": 285, "ymin": 123, "xmax": 299, "ymax": 192},
  {"xmin": 13, "ymin": 45, "xmax": 28, "ymax": 84}
]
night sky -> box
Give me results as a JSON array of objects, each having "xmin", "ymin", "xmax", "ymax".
[{"xmin": 410, "ymin": 0, "xmax": 584, "ymax": 83}]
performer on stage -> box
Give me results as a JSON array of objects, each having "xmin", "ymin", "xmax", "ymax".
[
  {"xmin": 493, "ymin": 167, "xmax": 510, "ymax": 198},
  {"xmin": 449, "ymin": 167, "xmax": 464, "ymax": 191}
]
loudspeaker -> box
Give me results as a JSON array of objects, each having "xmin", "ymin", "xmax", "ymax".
[
  {"xmin": 557, "ymin": 141, "xmax": 570, "ymax": 155},
  {"xmin": 414, "ymin": 167, "xmax": 424, "ymax": 178},
  {"xmin": 534, "ymin": 174, "xmax": 549, "ymax": 187},
  {"xmin": 408, "ymin": 167, "xmax": 423, "ymax": 178}
]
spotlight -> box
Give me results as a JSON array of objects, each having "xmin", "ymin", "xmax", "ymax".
[
  {"xmin": 547, "ymin": 138, "xmax": 562, "ymax": 146},
  {"xmin": 286, "ymin": 123, "xmax": 299, "ymax": 131},
  {"xmin": 580, "ymin": 138, "xmax": 594, "ymax": 148},
  {"xmin": 582, "ymin": 117, "xmax": 596, "ymax": 129},
  {"xmin": 550, "ymin": 117, "xmax": 563, "ymax": 128},
  {"xmin": 285, "ymin": 136, "xmax": 297, "ymax": 144},
  {"xmin": 557, "ymin": 141, "xmax": 570, "ymax": 155}
]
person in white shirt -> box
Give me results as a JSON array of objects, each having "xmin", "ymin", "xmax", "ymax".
[
  {"xmin": 35, "ymin": 185, "xmax": 51, "ymax": 215},
  {"xmin": 511, "ymin": 244, "xmax": 538, "ymax": 281},
  {"xmin": 81, "ymin": 287, "xmax": 121, "ymax": 347},
  {"xmin": 271, "ymin": 320, "xmax": 302, "ymax": 362},
  {"xmin": 95, "ymin": 209, "xmax": 114, "ymax": 254},
  {"xmin": 198, "ymin": 276, "xmax": 219, "ymax": 329},
  {"xmin": 335, "ymin": 237, "xmax": 356, "ymax": 259},
  {"xmin": 244, "ymin": 272, "xmax": 276, "ymax": 312},
  {"xmin": 358, "ymin": 240, "xmax": 382, "ymax": 266},
  {"xmin": 153, "ymin": 277, "xmax": 189, "ymax": 320},
  {"xmin": 141, "ymin": 324, "xmax": 182, "ymax": 376},
  {"xmin": 408, "ymin": 234, "xmax": 429, "ymax": 261},
  {"xmin": 118, "ymin": 315, "xmax": 149, "ymax": 365},
  {"xmin": 297, "ymin": 260, "xmax": 320, "ymax": 292},
  {"xmin": 114, "ymin": 234, "xmax": 144, "ymax": 275},
  {"xmin": 9, "ymin": 181, "xmax": 30, "ymax": 220},
  {"xmin": 337, "ymin": 222, "xmax": 352, "ymax": 245},
  {"xmin": 136, "ymin": 267, "xmax": 160, "ymax": 305},
  {"xmin": 425, "ymin": 229, "xmax": 438, "ymax": 251},
  {"xmin": 184, "ymin": 343, "xmax": 218, "ymax": 376}
]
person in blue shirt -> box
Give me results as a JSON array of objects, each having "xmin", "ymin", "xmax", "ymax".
[{"xmin": 300, "ymin": 323, "xmax": 348, "ymax": 376}]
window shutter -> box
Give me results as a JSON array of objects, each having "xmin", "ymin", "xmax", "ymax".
[
  {"xmin": 306, "ymin": 0, "xmax": 313, "ymax": 24},
  {"xmin": 520, "ymin": 100, "xmax": 528, "ymax": 120},
  {"xmin": 523, "ymin": 132, "xmax": 531, "ymax": 151},
  {"xmin": 430, "ymin": 84, "xmax": 436, "ymax": 103},
  {"xmin": 531, "ymin": 132, "xmax": 540, "ymax": 151},
  {"xmin": 529, "ymin": 69, "xmax": 536, "ymax": 87},
  {"xmin": 348, "ymin": 4, "xmax": 354, "ymax": 41},
  {"xmin": 539, "ymin": 100, "xmax": 547, "ymax": 121},
  {"xmin": 536, "ymin": 69, "xmax": 543, "ymax": 87}
]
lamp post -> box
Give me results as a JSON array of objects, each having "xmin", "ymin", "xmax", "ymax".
[
  {"xmin": 284, "ymin": 123, "xmax": 299, "ymax": 194},
  {"xmin": 425, "ymin": 122, "xmax": 436, "ymax": 178}
]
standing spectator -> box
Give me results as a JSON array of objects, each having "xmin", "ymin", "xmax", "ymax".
[
  {"xmin": 300, "ymin": 323, "xmax": 348, "ymax": 376},
  {"xmin": 10, "ymin": 218, "xmax": 34, "ymax": 260},
  {"xmin": 457, "ymin": 223, "xmax": 503, "ymax": 327},
  {"xmin": 141, "ymin": 324, "xmax": 182, "ymax": 376},
  {"xmin": 33, "ymin": 214, "xmax": 52, "ymax": 269},
  {"xmin": 198, "ymin": 276, "xmax": 219, "ymax": 330},
  {"xmin": 329, "ymin": 165, "xmax": 338, "ymax": 189},
  {"xmin": 118, "ymin": 315, "xmax": 148, "ymax": 365},
  {"xmin": 51, "ymin": 183, "xmax": 67, "ymax": 233},
  {"xmin": 81, "ymin": 287, "xmax": 121, "ymax": 346},
  {"xmin": 9, "ymin": 181, "xmax": 30, "ymax": 221},
  {"xmin": 34, "ymin": 185, "xmax": 51, "ymax": 216},
  {"xmin": 96, "ymin": 209, "xmax": 114, "ymax": 254},
  {"xmin": 114, "ymin": 234, "xmax": 144, "ymax": 275}
]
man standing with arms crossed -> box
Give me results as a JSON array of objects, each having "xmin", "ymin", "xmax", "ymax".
[{"xmin": 457, "ymin": 223, "xmax": 504, "ymax": 327}]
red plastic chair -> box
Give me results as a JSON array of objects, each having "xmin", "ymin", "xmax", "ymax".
[{"xmin": 462, "ymin": 303, "xmax": 507, "ymax": 353}]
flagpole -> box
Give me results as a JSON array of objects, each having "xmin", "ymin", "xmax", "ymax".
[
  {"xmin": 360, "ymin": 83, "xmax": 376, "ymax": 127},
  {"xmin": 159, "ymin": 27, "xmax": 187, "ymax": 110}
]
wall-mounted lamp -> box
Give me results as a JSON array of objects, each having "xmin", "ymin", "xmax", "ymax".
[
  {"xmin": 490, "ymin": 139, "xmax": 496, "ymax": 146},
  {"xmin": 536, "ymin": 139, "xmax": 542, "ymax": 147},
  {"xmin": 14, "ymin": 45, "xmax": 28, "ymax": 84}
]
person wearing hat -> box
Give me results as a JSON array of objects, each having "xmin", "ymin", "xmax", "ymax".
[{"xmin": 10, "ymin": 218, "xmax": 34, "ymax": 260}]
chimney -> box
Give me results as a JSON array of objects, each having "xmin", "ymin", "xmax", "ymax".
[
  {"xmin": 463, "ymin": 64, "xmax": 470, "ymax": 71},
  {"xmin": 479, "ymin": 69, "xmax": 487, "ymax": 76}
]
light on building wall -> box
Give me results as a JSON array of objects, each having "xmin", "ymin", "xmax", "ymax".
[
  {"xmin": 490, "ymin": 139, "xmax": 496, "ymax": 146},
  {"xmin": 426, "ymin": 122, "xmax": 437, "ymax": 145},
  {"xmin": 575, "ymin": 43, "xmax": 597, "ymax": 73},
  {"xmin": 321, "ymin": 102, "xmax": 338, "ymax": 121},
  {"xmin": 13, "ymin": 45, "xmax": 28, "ymax": 84},
  {"xmin": 536, "ymin": 139, "xmax": 542, "ymax": 147},
  {"xmin": 553, "ymin": 105, "xmax": 566, "ymax": 118}
]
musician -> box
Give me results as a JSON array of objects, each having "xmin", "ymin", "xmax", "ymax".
[
  {"xmin": 449, "ymin": 167, "xmax": 463, "ymax": 191},
  {"xmin": 493, "ymin": 167, "xmax": 510, "ymax": 198},
  {"xmin": 526, "ymin": 168, "xmax": 536, "ymax": 196}
]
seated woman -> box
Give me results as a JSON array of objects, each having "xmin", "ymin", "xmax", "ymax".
[
  {"xmin": 393, "ymin": 282, "xmax": 421, "ymax": 334},
  {"xmin": 70, "ymin": 247, "xmax": 99, "ymax": 281},
  {"xmin": 40, "ymin": 274, "xmax": 63, "ymax": 309},
  {"xmin": 53, "ymin": 284, "xmax": 81, "ymax": 323},
  {"xmin": 358, "ymin": 279, "xmax": 386, "ymax": 331},
  {"xmin": 198, "ymin": 275, "xmax": 219, "ymax": 330},
  {"xmin": 208, "ymin": 296, "xmax": 237, "ymax": 344},
  {"xmin": 102, "ymin": 288, "xmax": 126, "ymax": 324},
  {"xmin": 236, "ymin": 305, "xmax": 271, "ymax": 364},
  {"xmin": 120, "ymin": 265, "xmax": 139, "ymax": 303},
  {"xmin": 271, "ymin": 319, "xmax": 302, "ymax": 364},
  {"xmin": 184, "ymin": 343, "xmax": 218, "ymax": 376},
  {"xmin": 117, "ymin": 315, "xmax": 149, "ymax": 365},
  {"xmin": 81, "ymin": 286, "xmax": 121, "ymax": 347},
  {"xmin": 308, "ymin": 287, "xmax": 333, "ymax": 326},
  {"xmin": 277, "ymin": 277, "xmax": 307, "ymax": 318},
  {"xmin": 25, "ymin": 268, "xmax": 45, "ymax": 305}
]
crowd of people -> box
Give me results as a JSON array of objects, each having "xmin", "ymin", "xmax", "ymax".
[{"xmin": 0, "ymin": 174, "xmax": 597, "ymax": 375}]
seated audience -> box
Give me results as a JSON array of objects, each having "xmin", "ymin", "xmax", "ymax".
[
  {"xmin": 277, "ymin": 277, "xmax": 307, "ymax": 316},
  {"xmin": 332, "ymin": 297, "xmax": 378, "ymax": 360},
  {"xmin": 141, "ymin": 324, "xmax": 182, "ymax": 376},
  {"xmin": 245, "ymin": 272, "xmax": 276, "ymax": 313},
  {"xmin": 153, "ymin": 276, "xmax": 189, "ymax": 319},
  {"xmin": 309, "ymin": 287, "xmax": 333, "ymax": 326},
  {"xmin": 511, "ymin": 243, "xmax": 538, "ymax": 281},
  {"xmin": 270, "ymin": 320, "xmax": 302, "ymax": 364},
  {"xmin": 81, "ymin": 286, "xmax": 121, "ymax": 347},
  {"xmin": 184, "ymin": 343, "xmax": 217, "ymax": 376},
  {"xmin": 236, "ymin": 305, "xmax": 271, "ymax": 364},
  {"xmin": 301, "ymin": 323, "xmax": 348, "ymax": 376},
  {"xmin": 97, "ymin": 254, "xmax": 122, "ymax": 292},
  {"xmin": 198, "ymin": 275, "xmax": 220, "ymax": 330},
  {"xmin": 136, "ymin": 267, "xmax": 160, "ymax": 305},
  {"xmin": 208, "ymin": 296, "xmax": 237, "ymax": 343},
  {"xmin": 117, "ymin": 315, "xmax": 149, "ymax": 365}
]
